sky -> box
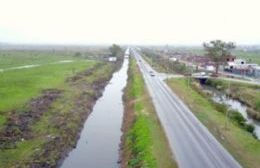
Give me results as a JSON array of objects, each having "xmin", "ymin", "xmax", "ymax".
[{"xmin": 0, "ymin": 0, "xmax": 260, "ymax": 45}]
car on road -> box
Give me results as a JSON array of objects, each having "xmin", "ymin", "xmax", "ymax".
[{"xmin": 149, "ymin": 71, "xmax": 155, "ymax": 76}]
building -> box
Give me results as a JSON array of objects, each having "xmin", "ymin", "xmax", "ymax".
[
  {"xmin": 224, "ymin": 58, "xmax": 246, "ymax": 72},
  {"xmin": 169, "ymin": 57, "xmax": 178, "ymax": 62},
  {"xmin": 108, "ymin": 57, "xmax": 117, "ymax": 62},
  {"xmin": 205, "ymin": 65, "xmax": 215, "ymax": 71},
  {"xmin": 234, "ymin": 59, "xmax": 246, "ymax": 65},
  {"xmin": 225, "ymin": 55, "xmax": 236, "ymax": 62}
]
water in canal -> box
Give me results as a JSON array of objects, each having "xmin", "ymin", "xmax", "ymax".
[
  {"xmin": 202, "ymin": 86, "xmax": 260, "ymax": 139},
  {"xmin": 61, "ymin": 57, "xmax": 129, "ymax": 168}
]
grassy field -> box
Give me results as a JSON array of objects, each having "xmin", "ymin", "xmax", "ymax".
[
  {"xmin": 0, "ymin": 51, "xmax": 83, "ymax": 69},
  {"xmin": 167, "ymin": 78, "xmax": 260, "ymax": 168},
  {"xmin": 122, "ymin": 58, "xmax": 178, "ymax": 168},
  {"xmin": 0, "ymin": 49, "xmax": 119, "ymax": 167},
  {"xmin": 0, "ymin": 60, "xmax": 96, "ymax": 111},
  {"xmin": 0, "ymin": 62, "xmax": 115, "ymax": 167}
]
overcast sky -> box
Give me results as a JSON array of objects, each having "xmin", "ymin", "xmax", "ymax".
[{"xmin": 0, "ymin": 0, "xmax": 259, "ymax": 45}]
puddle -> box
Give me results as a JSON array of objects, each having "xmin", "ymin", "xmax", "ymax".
[
  {"xmin": 54, "ymin": 60, "xmax": 74, "ymax": 64},
  {"xmin": 5, "ymin": 64, "xmax": 40, "ymax": 71},
  {"xmin": 1, "ymin": 60, "xmax": 75, "ymax": 72}
]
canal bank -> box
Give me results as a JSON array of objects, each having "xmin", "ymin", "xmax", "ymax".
[
  {"xmin": 120, "ymin": 57, "xmax": 178, "ymax": 168},
  {"xmin": 60, "ymin": 56, "xmax": 129, "ymax": 168},
  {"xmin": 200, "ymin": 85, "xmax": 260, "ymax": 139}
]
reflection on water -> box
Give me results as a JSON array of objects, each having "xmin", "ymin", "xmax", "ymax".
[
  {"xmin": 61, "ymin": 58, "xmax": 129, "ymax": 168},
  {"xmin": 203, "ymin": 86, "xmax": 260, "ymax": 139}
]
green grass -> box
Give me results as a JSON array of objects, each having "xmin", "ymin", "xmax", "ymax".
[
  {"xmin": 0, "ymin": 60, "xmax": 96, "ymax": 166},
  {"xmin": 168, "ymin": 78, "xmax": 260, "ymax": 168},
  {"xmin": 0, "ymin": 50, "xmax": 81, "ymax": 69},
  {"xmin": 0, "ymin": 49, "xmax": 119, "ymax": 167},
  {"xmin": 0, "ymin": 138, "xmax": 45, "ymax": 167},
  {"xmin": 0, "ymin": 60, "xmax": 96, "ymax": 112},
  {"xmin": 0, "ymin": 61, "xmax": 115, "ymax": 168},
  {"xmin": 124, "ymin": 58, "xmax": 177, "ymax": 168}
]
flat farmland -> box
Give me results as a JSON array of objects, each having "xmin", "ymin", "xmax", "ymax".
[{"xmin": 0, "ymin": 49, "xmax": 119, "ymax": 167}]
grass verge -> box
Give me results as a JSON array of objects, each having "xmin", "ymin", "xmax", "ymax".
[{"xmin": 121, "ymin": 58, "xmax": 178, "ymax": 168}]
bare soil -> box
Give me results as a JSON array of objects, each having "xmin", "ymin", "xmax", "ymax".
[{"xmin": 0, "ymin": 89, "xmax": 61, "ymax": 149}]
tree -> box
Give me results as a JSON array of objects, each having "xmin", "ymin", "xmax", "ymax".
[
  {"xmin": 203, "ymin": 40, "xmax": 236, "ymax": 74},
  {"xmin": 109, "ymin": 44, "xmax": 122, "ymax": 57},
  {"xmin": 74, "ymin": 52, "xmax": 81, "ymax": 57}
]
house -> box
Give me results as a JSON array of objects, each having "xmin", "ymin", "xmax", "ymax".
[
  {"xmin": 225, "ymin": 55, "xmax": 236, "ymax": 62},
  {"xmin": 224, "ymin": 58, "xmax": 247, "ymax": 72},
  {"xmin": 108, "ymin": 57, "xmax": 117, "ymax": 62},
  {"xmin": 205, "ymin": 65, "xmax": 215, "ymax": 71},
  {"xmin": 234, "ymin": 59, "xmax": 246, "ymax": 65},
  {"xmin": 169, "ymin": 57, "xmax": 177, "ymax": 62}
]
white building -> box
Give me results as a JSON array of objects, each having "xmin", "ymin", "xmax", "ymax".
[
  {"xmin": 169, "ymin": 57, "xmax": 177, "ymax": 62},
  {"xmin": 225, "ymin": 58, "xmax": 247, "ymax": 70},
  {"xmin": 108, "ymin": 57, "xmax": 117, "ymax": 62},
  {"xmin": 205, "ymin": 65, "xmax": 215, "ymax": 71},
  {"xmin": 234, "ymin": 59, "xmax": 246, "ymax": 65}
]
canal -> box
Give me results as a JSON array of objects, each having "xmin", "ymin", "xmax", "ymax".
[
  {"xmin": 61, "ymin": 54, "xmax": 129, "ymax": 168},
  {"xmin": 202, "ymin": 85, "xmax": 260, "ymax": 139}
]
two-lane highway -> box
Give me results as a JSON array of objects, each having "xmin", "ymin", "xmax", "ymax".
[{"xmin": 131, "ymin": 48, "xmax": 242, "ymax": 168}]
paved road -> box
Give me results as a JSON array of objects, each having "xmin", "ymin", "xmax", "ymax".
[{"xmin": 131, "ymin": 49, "xmax": 242, "ymax": 168}]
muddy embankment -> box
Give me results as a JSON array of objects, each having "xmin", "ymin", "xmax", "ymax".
[{"xmin": 0, "ymin": 60, "xmax": 122, "ymax": 168}]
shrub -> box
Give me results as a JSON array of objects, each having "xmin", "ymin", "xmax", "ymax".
[
  {"xmin": 213, "ymin": 103, "xmax": 228, "ymax": 113},
  {"xmin": 245, "ymin": 124, "xmax": 255, "ymax": 133},
  {"xmin": 255, "ymin": 99, "xmax": 260, "ymax": 111},
  {"xmin": 205, "ymin": 79, "xmax": 226, "ymax": 90},
  {"xmin": 228, "ymin": 110, "xmax": 246, "ymax": 126}
]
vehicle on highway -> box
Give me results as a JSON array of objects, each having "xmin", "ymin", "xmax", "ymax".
[{"xmin": 149, "ymin": 71, "xmax": 155, "ymax": 76}]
